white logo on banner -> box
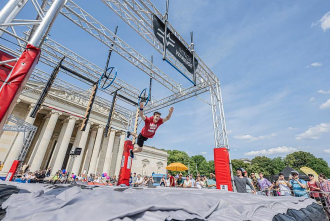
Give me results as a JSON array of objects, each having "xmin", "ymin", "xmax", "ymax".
[
  {"xmin": 127, "ymin": 157, "xmax": 132, "ymax": 169},
  {"xmin": 5, "ymin": 173, "xmax": 12, "ymax": 181},
  {"xmin": 157, "ymin": 29, "xmax": 175, "ymax": 47},
  {"xmin": 121, "ymin": 156, "xmax": 125, "ymax": 168},
  {"xmin": 220, "ymin": 185, "xmax": 228, "ymax": 191}
]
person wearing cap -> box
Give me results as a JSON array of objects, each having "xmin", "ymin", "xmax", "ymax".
[
  {"xmin": 276, "ymin": 173, "xmax": 290, "ymax": 196},
  {"xmin": 176, "ymin": 173, "xmax": 184, "ymax": 187},
  {"xmin": 234, "ymin": 168, "xmax": 255, "ymax": 193},
  {"xmin": 288, "ymin": 170, "xmax": 308, "ymax": 197}
]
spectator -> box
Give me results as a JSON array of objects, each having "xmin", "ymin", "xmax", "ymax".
[
  {"xmin": 35, "ymin": 170, "xmax": 46, "ymax": 183},
  {"xmin": 49, "ymin": 172, "xmax": 60, "ymax": 184},
  {"xmin": 77, "ymin": 173, "xmax": 82, "ymax": 181},
  {"xmin": 134, "ymin": 174, "xmax": 143, "ymax": 187},
  {"xmin": 207, "ymin": 173, "xmax": 217, "ymax": 189},
  {"xmin": 176, "ymin": 173, "xmax": 184, "ymax": 187},
  {"xmin": 271, "ymin": 181, "xmax": 281, "ymax": 196},
  {"xmin": 288, "ymin": 170, "xmax": 308, "ymax": 197},
  {"xmin": 202, "ymin": 176, "xmax": 208, "ymax": 188},
  {"xmin": 250, "ymin": 173, "xmax": 259, "ymax": 191},
  {"xmin": 183, "ymin": 175, "xmax": 192, "ymax": 188},
  {"xmin": 257, "ymin": 172, "xmax": 273, "ymax": 195},
  {"xmin": 147, "ymin": 176, "xmax": 154, "ymax": 186},
  {"xmin": 190, "ymin": 174, "xmax": 196, "ymax": 187},
  {"xmin": 88, "ymin": 174, "xmax": 93, "ymax": 182},
  {"xmin": 319, "ymin": 174, "xmax": 330, "ymax": 206},
  {"xmin": 60, "ymin": 173, "xmax": 68, "ymax": 184},
  {"xmin": 129, "ymin": 173, "xmax": 133, "ymax": 186},
  {"xmin": 244, "ymin": 171, "xmax": 253, "ymax": 193},
  {"xmin": 132, "ymin": 173, "xmax": 137, "ymax": 186},
  {"xmin": 195, "ymin": 176, "xmax": 203, "ymax": 189},
  {"xmin": 142, "ymin": 176, "xmax": 149, "ymax": 186},
  {"xmin": 307, "ymin": 174, "xmax": 321, "ymax": 201},
  {"xmin": 111, "ymin": 175, "xmax": 117, "ymax": 185},
  {"xmin": 276, "ymin": 173, "xmax": 290, "ymax": 196},
  {"xmin": 234, "ymin": 168, "xmax": 255, "ymax": 193},
  {"xmin": 46, "ymin": 167, "xmax": 51, "ymax": 177},
  {"xmin": 160, "ymin": 175, "xmax": 166, "ymax": 186}
]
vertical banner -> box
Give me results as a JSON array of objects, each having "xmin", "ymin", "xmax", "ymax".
[
  {"xmin": 214, "ymin": 148, "xmax": 233, "ymax": 191},
  {"xmin": 6, "ymin": 160, "xmax": 20, "ymax": 181},
  {"xmin": 0, "ymin": 44, "xmax": 41, "ymax": 131},
  {"xmin": 152, "ymin": 14, "xmax": 198, "ymax": 74},
  {"xmin": 117, "ymin": 140, "xmax": 134, "ymax": 186}
]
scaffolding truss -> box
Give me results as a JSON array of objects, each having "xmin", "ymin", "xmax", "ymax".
[{"xmin": 0, "ymin": 0, "xmax": 230, "ymax": 172}]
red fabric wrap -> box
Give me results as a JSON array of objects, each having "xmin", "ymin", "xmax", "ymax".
[
  {"xmin": 117, "ymin": 140, "xmax": 134, "ymax": 186},
  {"xmin": 0, "ymin": 44, "xmax": 41, "ymax": 130},
  {"xmin": 214, "ymin": 147, "xmax": 233, "ymax": 191},
  {"xmin": 6, "ymin": 160, "xmax": 20, "ymax": 181}
]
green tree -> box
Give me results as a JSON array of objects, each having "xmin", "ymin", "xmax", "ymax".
[
  {"xmin": 251, "ymin": 156, "xmax": 272, "ymax": 175},
  {"xmin": 284, "ymin": 151, "xmax": 316, "ymax": 169},
  {"xmin": 270, "ymin": 157, "xmax": 286, "ymax": 175}
]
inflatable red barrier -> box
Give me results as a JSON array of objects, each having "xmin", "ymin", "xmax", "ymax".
[
  {"xmin": 5, "ymin": 160, "xmax": 20, "ymax": 181},
  {"xmin": 117, "ymin": 140, "xmax": 133, "ymax": 186},
  {"xmin": 0, "ymin": 44, "xmax": 41, "ymax": 131},
  {"xmin": 214, "ymin": 148, "xmax": 233, "ymax": 191}
]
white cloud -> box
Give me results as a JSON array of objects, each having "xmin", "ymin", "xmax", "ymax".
[
  {"xmin": 200, "ymin": 152, "xmax": 207, "ymax": 155},
  {"xmin": 317, "ymin": 11, "xmax": 330, "ymax": 31},
  {"xmin": 227, "ymin": 130, "xmax": 233, "ymax": 134},
  {"xmin": 309, "ymin": 97, "xmax": 315, "ymax": 102},
  {"xmin": 324, "ymin": 149, "xmax": 330, "ymax": 154},
  {"xmin": 320, "ymin": 99, "xmax": 330, "ymax": 109},
  {"xmin": 245, "ymin": 146, "xmax": 297, "ymax": 156},
  {"xmin": 310, "ymin": 62, "xmax": 322, "ymax": 67},
  {"xmin": 296, "ymin": 123, "xmax": 330, "ymax": 140},
  {"xmin": 233, "ymin": 133, "xmax": 276, "ymax": 141},
  {"xmin": 288, "ymin": 127, "xmax": 297, "ymax": 130},
  {"xmin": 318, "ymin": 90, "xmax": 330, "ymax": 94}
]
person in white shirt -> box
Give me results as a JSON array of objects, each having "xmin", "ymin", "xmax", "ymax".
[
  {"xmin": 190, "ymin": 174, "xmax": 196, "ymax": 187},
  {"xmin": 183, "ymin": 175, "xmax": 192, "ymax": 188},
  {"xmin": 276, "ymin": 173, "xmax": 290, "ymax": 196},
  {"xmin": 195, "ymin": 176, "xmax": 202, "ymax": 189},
  {"xmin": 165, "ymin": 174, "xmax": 171, "ymax": 187},
  {"xmin": 135, "ymin": 174, "xmax": 143, "ymax": 187}
]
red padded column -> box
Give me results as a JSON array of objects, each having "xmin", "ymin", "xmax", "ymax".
[
  {"xmin": 117, "ymin": 140, "xmax": 134, "ymax": 186},
  {"xmin": 214, "ymin": 147, "xmax": 233, "ymax": 191},
  {"xmin": 0, "ymin": 44, "xmax": 41, "ymax": 131}
]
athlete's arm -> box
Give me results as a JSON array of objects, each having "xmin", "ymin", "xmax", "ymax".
[
  {"xmin": 139, "ymin": 103, "xmax": 147, "ymax": 121},
  {"xmin": 163, "ymin": 107, "xmax": 174, "ymax": 123}
]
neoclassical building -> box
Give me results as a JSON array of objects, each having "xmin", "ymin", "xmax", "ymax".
[{"xmin": 0, "ymin": 81, "xmax": 168, "ymax": 178}]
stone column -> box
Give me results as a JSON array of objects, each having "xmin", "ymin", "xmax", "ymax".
[
  {"xmin": 48, "ymin": 120, "xmax": 68, "ymax": 170},
  {"xmin": 88, "ymin": 125, "xmax": 104, "ymax": 175},
  {"xmin": 102, "ymin": 130, "xmax": 116, "ymax": 175},
  {"xmin": 30, "ymin": 110, "xmax": 61, "ymax": 172},
  {"xmin": 114, "ymin": 133, "xmax": 126, "ymax": 176},
  {"xmin": 0, "ymin": 104, "xmax": 36, "ymax": 177},
  {"xmin": 82, "ymin": 127, "xmax": 97, "ymax": 173},
  {"xmin": 51, "ymin": 116, "xmax": 78, "ymax": 175},
  {"xmin": 71, "ymin": 121, "xmax": 92, "ymax": 175}
]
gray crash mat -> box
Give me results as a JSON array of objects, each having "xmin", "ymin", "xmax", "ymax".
[{"xmin": 0, "ymin": 181, "xmax": 324, "ymax": 221}]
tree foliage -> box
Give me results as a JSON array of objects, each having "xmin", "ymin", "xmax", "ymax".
[{"xmin": 166, "ymin": 150, "xmax": 330, "ymax": 178}]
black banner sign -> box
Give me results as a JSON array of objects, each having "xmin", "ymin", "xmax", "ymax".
[{"xmin": 152, "ymin": 14, "xmax": 198, "ymax": 75}]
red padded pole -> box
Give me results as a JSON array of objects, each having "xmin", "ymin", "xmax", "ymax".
[
  {"xmin": 214, "ymin": 147, "xmax": 233, "ymax": 191},
  {"xmin": 0, "ymin": 44, "xmax": 41, "ymax": 132},
  {"xmin": 117, "ymin": 140, "xmax": 134, "ymax": 186}
]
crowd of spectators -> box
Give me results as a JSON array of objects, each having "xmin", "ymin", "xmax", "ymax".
[
  {"xmin": 129, "ymin": 172, "xmax": 217, "ymax": 189},
  {"xmin": 234, "ymin": 167, "xmax": 330, "ymax": 215}
]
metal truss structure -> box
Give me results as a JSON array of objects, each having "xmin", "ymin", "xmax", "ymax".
[
  {"xmin": 3, "ymin": 114, "xmax": 37, "ymax": 162},
  {"xmin": 0, "ymin": 0, "xmax": 232, "ymax": 180}
]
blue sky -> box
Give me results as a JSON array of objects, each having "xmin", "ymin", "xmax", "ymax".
[{"xmin": 1, "ymin": 0, "xmax": 330, "ymax": 164}]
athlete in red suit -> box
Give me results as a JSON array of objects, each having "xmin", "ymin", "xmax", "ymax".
[{"xmin": 127, "ymin": 102, "xmax": 174, "ymax": 158}]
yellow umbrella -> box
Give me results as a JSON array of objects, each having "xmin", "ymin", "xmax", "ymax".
[
  {"xmin": 166, "ymin": 163, "xmax": 188, "ymax": 171},
  {"xmin": 300, "ymin": 167, "xmax": 319, "ymax": 180}
]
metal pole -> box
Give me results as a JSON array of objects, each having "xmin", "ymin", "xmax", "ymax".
[
  {"xmin": 162, "ymin": 0, "xmax": 169, "ymax": 60},
  {"xmin": 0, "ymin": 0, "xmax": 22, "ymax": 25},
  {"xmin": 0, "ymin": 0, "xmax": 28, "ymax": 37},
  {"xmin": 104, "ymin": 90, "xmax": 118, "ymax": 137},
  {"xmin": 29, "ymin": 0, "xmax": 67, "ymax": 47},
  {"xmin": 191, "ymin": 31, "xmax": 196, "ymax": 86},
  {"xmin": 149, "ymin": 55, "xmax": 153, "ymax": 101}
]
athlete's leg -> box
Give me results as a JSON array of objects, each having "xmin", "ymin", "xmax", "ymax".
[{"xmin": 133, "ymin": 144, "xmax": 143, "ymax": 153}]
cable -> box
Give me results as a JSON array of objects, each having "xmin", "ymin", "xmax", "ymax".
[{"xmin": 0, "ymin": 36, "xmax": 26, "ymax": 50}]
